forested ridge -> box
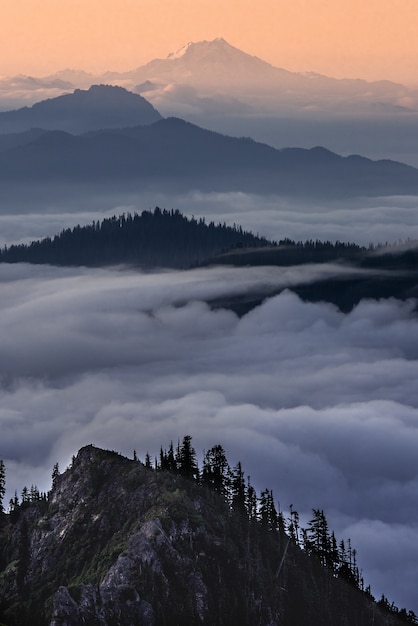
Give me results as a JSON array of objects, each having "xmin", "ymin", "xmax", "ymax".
[
  {"xmin": 0, "ymin": 208, "xmax": 271, "ymax": 269},
  {"xmin": 2, "ymin": 207, "xmax": 418, "ymax": 271},
  {"xmin": 0, "ymin": 439, "xmax": 415, "ymax": 625},
  {"xmin": 1, "ymin": 208, "xmax": 418, "ymax": 314}
]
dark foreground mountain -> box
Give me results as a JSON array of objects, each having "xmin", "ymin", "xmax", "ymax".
[
  {"xmin": 1, "ymin": 113, "xmax": 418, "ymax": 197},
  {"xmin": 0, "ymin": 443, "xmax": 414, "ymax": 626},
  {"xmin": 0, "ymin": 85, "xmax": 162, "ymax": 134}
]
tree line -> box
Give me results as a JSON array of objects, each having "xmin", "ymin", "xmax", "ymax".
[
  {"xmin": 0, "ymin": 208, "xmax": 271, "ymax": 269},
  {"xmin": 1, "ymin": 207, "xmax": 417, "ymax": 272},
  {"xmin": 1, "ymin": 437, "xmax": 416, "ymax": 624},
  {"xmin": 140, "ymin": 436, "xmax": 417, "ymax": 624}
]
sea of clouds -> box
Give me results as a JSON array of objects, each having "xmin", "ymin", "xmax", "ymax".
[
  {"xmin": 2, "ymin": 191, "xmax": 418, "ymax": 247},
  {"xmin": 1, "ymin": 256, "xmax": 417, "ymax": 613}
]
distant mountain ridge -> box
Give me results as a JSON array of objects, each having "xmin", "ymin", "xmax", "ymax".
[
  {"xmin": 0, "ymin": 38, "xmax": 416, "ymax": 115},
  {"xmin": 0, "ymin": 84, "xmax": 162, "ymax": 134},
  {"xmin": 107, "ymin": 37, "xmax": 409, "ymax": 97},
  {"xmin": 0, "ymin": 107, "xmax": 418, "ymax": 198},
  {"xmin": 1, "ymin": 39, "xmax": 417, "ymax": 168}
]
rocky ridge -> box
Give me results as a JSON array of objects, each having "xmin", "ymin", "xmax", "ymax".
[{"xmin": 0, "ymin": 445, "xmax": 412, "ymax": 625}]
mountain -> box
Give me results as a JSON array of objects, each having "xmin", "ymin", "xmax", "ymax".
[
  {"xmin": 78, "ymin": 38, "xmax": 415, "ymax": 117},
  {"xmin": 1, "ymin": 39, "xmax": 416, "ymax": 116},
  {"xmin": 0, "ymin": 209, "xmax": 272, "ymax": 269},
  {"xmin": 106, "ymin": 37, "xmax": 292, "ymax": 90},
  {"xmin": 45, "ymin": 37, "xmax": 412, "ymax": 115},
  {"xmin": 109, "ymin": 38, "xmax": 414, "ymax": 104},
  {"xmin": 0, "ymin": 443, "xmax": 413, "ymax": 625},
  {"xmin": 1, "ymin": 40, "xmax": 417, "ymax": 165},
  {"xmin": 1, "ymin": 114, "xmax": 418, "ymax": 198},
  {"xmin": 0, "ymin": 85, "xmax": 162, "ymax": 134}
]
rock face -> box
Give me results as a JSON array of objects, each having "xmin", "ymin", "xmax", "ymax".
[{"xmin": 0, "ymin": 445, "xmax": 409, "ymax": 625}]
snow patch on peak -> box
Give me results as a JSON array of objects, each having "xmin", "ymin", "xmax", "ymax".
[
  {"xmin": 167, "ymin": 38, "xmax": 231, "ymax": 60},
  {"xmin": 167, "ymin": 42, "xmax": 194, "ymax": 60}
]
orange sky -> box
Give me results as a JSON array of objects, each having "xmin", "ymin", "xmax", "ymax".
[{"xmin": 1, "ymin": 0, "xmax": 417, "ymax": 84}]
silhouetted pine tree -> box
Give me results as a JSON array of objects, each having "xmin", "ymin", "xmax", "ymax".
[
  {"xmin": 177, "ymin": 435, "xmax": 199, "ymax": 479},
  {"xmin": 230, "ymin": 461, "xmax": 246, "ymax": 515},
  {"xmin": 0, "ymin": 460, "xmax": 5, "ymax": 513},
  {"xmin": 201, "ymin": 445, "xmax": 230, "ymax": 496}
]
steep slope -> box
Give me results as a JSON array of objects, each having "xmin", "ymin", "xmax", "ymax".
[
  {"xmin": 0, "ymin": 85, "xmax": 162, "ymax": 134},
  {"xmin": 0, "ymin": 445, "xmax": 411, "ymax": 626}
]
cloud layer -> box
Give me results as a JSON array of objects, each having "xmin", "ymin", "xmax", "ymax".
[
  {"xmin": 1, "ymin": 261, "xmax": 417, "ymax": 613},
  {"xmin": 2, "ymin": 191, "xmax": 418, "ymax": 248}
]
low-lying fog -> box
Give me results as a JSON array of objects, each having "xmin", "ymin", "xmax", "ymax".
[
  {"xmin": 1, "ymin": 191, "xmax": 418, "ymax": 614},
  {"xmin": 1, "ymin": 190, "xmax": 418, "ymax": 247}
]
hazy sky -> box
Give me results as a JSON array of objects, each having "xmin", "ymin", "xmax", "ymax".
[{"xmin": 1, "ymin": 0, "xmax": 417, "ymax": 84}]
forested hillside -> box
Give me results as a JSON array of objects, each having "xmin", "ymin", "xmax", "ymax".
[
  {"xmin": 0, "ymin": 208, "xmax": 271, "ymax": 269},
  {"xmin": 0, "ymin": 440, "xmax": 415, "ymax": 625},
  {"xmin": 2, "ymin": 209, "xmax": 418, "ymax": 314}
]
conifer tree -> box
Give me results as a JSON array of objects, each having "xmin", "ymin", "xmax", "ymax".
[
  {"xmin": 51, "ymin": 462, "xmax": 60, "ymax": 488},
  {"xmin": 159, "ymin": 446, "xmax": 168, "ymax": 471},
  {"xmin": 29, "ymin": 485, "xmax": 40, "ymax": 502},
  {"xmin": 245, "ymin": 476, "xmax": 257, "ymax": 521},
  {"xmin": 329, "ymin": 531, "xmax": 339, "ymax": 571},
  {"xmin": 9, "ymin": 490, "xmax": 19, "ymax": 511},
  {"xmin": 288, "ymin": 505, "xmax": 300, "ymax": 544},
  {"xmin": 21, "ymin": 486, "xmax": 29, "ymax": 505},
  {"xmin": 306, "ymin": 509, "xmax": 331, "ymax": 567},
  {"xmin": 259, "ymin": 489, "xmax": 278, "ymax": 532},
  {"xmin": 202, "ymin": 445, "xmax": 230, "ymax": 496},
  {"xmin": 144, "ymin": 452, "xmax": 152, "ymax": 469},
  {"xmin": 230, "ymin": 461, "xmax": 246, "ymax": 514},
  {"xmin": 177, "ymin": 435, "xmax": 199, "ymax": 479},
  {"xmin": 0, "ymin": 459, "xmax": 5, "ymax": 513},
  {"xmin": 166, "ymin": 441, "xmax": 176, "ymax": 472}
]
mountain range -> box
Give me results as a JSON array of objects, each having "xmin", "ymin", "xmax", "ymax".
[
  {"xmin": 2, "ymin": 39, "xmax": 418, "ymax": 166},
  {"xmin": 2, "ymin": 39, "xmax": 417, "ymax": 116},
  {"xmin": 0, "ymin": 86, "xmax": 418, "ymax": 198}
]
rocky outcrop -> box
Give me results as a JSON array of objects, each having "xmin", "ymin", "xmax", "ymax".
[
  {"xmin": 0, "ymin": 445, "xmax": 410, "ymax": 625},
  {"xmin": 50, "ymin": 584, "xmax": 154, "ymax": 626}
]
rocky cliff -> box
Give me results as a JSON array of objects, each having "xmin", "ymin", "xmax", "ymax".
[{"xmin": 0, "ymin": 445, "xmax": 410, "ymax": 625}]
